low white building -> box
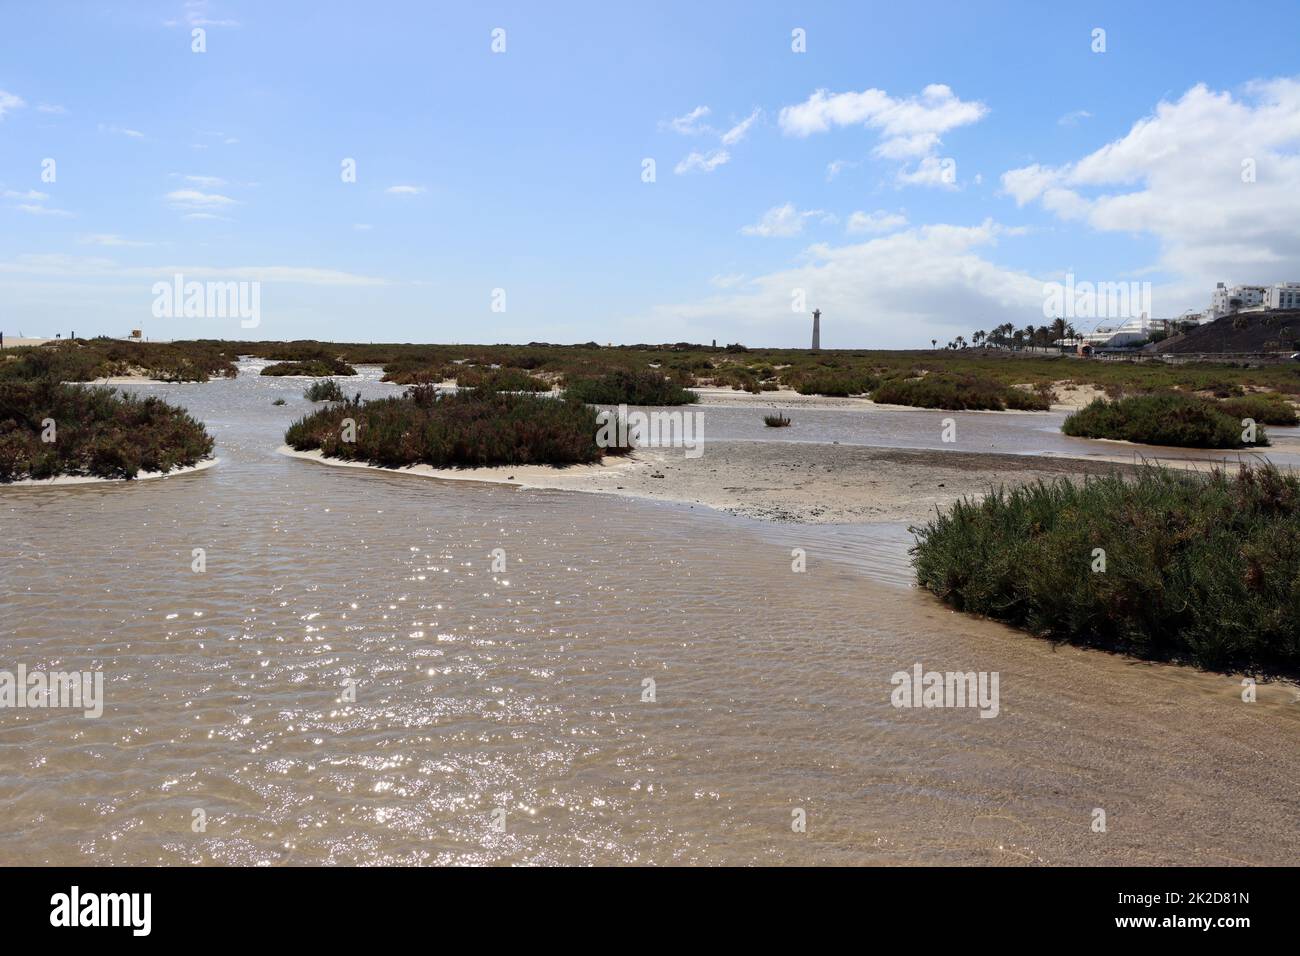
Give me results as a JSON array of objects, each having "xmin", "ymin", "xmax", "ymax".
[
  {"xmin": 1078, "ymin": 315, "xmax": 1168, "ymax": 348},
  {"xmin": 1267, "ymin": 283, "xmax": 1300, "ymax": 311},
  {"xmin": 1209, "ymin": 282, "xmax": 1269, "ymax": 319}
]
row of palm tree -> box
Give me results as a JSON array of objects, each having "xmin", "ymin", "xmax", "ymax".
[{"xmin": 931, "ymin": 318, "xmax": 1081, "ymax": 351}]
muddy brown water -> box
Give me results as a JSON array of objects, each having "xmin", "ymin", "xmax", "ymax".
[{"xmin": 1, "ymin": 365, "xmax": 1296, "ymax": 865}]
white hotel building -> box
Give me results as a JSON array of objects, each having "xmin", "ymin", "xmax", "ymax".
[{"xmin": 1207, "ymin": 282, "xmax": 1300, "ymax": 320}]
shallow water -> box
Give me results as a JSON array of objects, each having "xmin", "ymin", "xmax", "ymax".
[{"xmin": 1, "ymin": 365, "xmax": 1297, "ymax": 865}]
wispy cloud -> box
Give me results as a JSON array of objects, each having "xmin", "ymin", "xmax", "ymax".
[
  {"xmin": 16, "ymin": 203, "xmax": 74, "ymax": 218},
  {"xmin": 674, "ymin": 149, "xmax": 730, "ymax": 175},
  {"xmin": 166, "ymin": 0, "xmax": 240, "ymax": 28},
  {"xmin": 846, "ymin": 210, "xmax": 908, "ymax": 234},
  {"xmin": 36, "ymin": 103, "xmax": 66, "ymax": 115},
  {"xmin": 385, "ymin": 184, "xmax": 427, "ymax": 196},
  {"xmin": 0, "ymin": 254, "xmax": 387, "ymax": 286},
  {"xmin": 661, "ymin": 105, "xmax": 711, "ymax": 135},
  {"xmin": 0, "ymin": 90, "xmax": 25, "ymax": 120},
  {"xmin": 79, "ymin": 234, "xmax": 154, "ymax": 248},
  {"xmin": 1058, "ymin": 109, "xmax": 1093, "ymax": 127},
  {"xmin": 720, "ymin": 108, "xmax": 761, "ymax": 146},
  {"xmin": 100, "ymin": 123, "xmax": 145, "ymax": 139},
  {"xmin": 740, "ymin": 203, "xmax": 830, "ymax": 238}
]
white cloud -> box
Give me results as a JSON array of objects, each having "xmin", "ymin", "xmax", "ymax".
[
  {"xmin": 1000, "ymin": 78, "xmax": 1300, "ymax": 297},
  {"xmin": 353, "ymin": 223, "xmax": 373, "ymax": 231},
  {"xmin": 36, "ymin": 103, "xmax": 67, "ymax": 115},
  {"xmin": 720, "ymin": 108, "xmax": 761, "ymax": 146},
  {"xmin": 167, "ymin": 1, "xmax": 240, "ymax": 28},
  {"xmin": 674, "ymin": 149, "xmax": 730, "ymax": 175},
  {"xmin": 846, "ymin": 210, "xmax": 908, "ymax": 234},
  {"xmin": 100, "ymin": 124, "xmax": 144, "ymax": 139},
  {"xmin": 740, "ymin": 203, "xmax": 830, "ymax": 238},
  {"xmin": 778, "ymin": 83, "xmax": 988, "ymax": 158},
  {"xmin": 166, "ymin": 188, "xmax": 240, "ymax": 209},
  {"xmin": 3, "ymin": 190, "xmax": 49, "ymax": 201},
  {"xmin": 896, "ymin": 156, "xmax": 958, "ymax": 189},
  {"xmin": 79, "ymin": 234, "xmax": 153, "ymax": 247},
  {"xmin": 709, "ymin": 273, "xmax": 746, "ymax": 289},
  {"xmin": 385, "ymin": 184, "xmax": 426, "ymax": 195},
  {"xmin": 0, "ymin": 90, "xmax": 25, "ymax": 119},
  {"xmin": 662, "ymin": 105, "xmax": 711, "ymax": 135},
  {"xmin": 825, "ymin": 159, "xmax": 856, "ymax": 181},
  {"xmin": 16, "ymin": 203, "xmax": 73, "ymax": 217},
  {"xmin": 179, "ymin": 174, "xmax": 227, "ymax": 187},
  {"xmin": 1058, "ymin": 109, "xmax": 1092, "ymax": 127},
  {"xmin": 0, "ymin": 254, "xmax": 385, "ymax": 286},
  {"xmin": 645, "ymin": 220, "xmax": 1043, "ymax": 348}
]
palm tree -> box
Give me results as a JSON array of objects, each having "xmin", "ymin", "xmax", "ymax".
[
  {"xmin": 931, "ymin": 338, "xmax": 937, "ymax": 350},
  {"xmin": 973, "ymin": 330, "xmax": 986, "ymax": 348}
]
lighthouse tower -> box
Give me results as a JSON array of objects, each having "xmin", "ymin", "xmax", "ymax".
[{"xmin": 811, "ymin": 309, "xmax": 821, "ymax": 350}]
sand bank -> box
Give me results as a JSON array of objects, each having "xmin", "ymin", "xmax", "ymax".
[
  {"xmin": 1, "ymin": 457, "xmax": 218, "ymax": 488},
  {"xmin": 280, "ymin": 443, "xmax": 1150, "ymax": 524}
]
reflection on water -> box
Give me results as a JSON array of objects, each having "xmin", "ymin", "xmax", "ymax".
[{"xmin": 1, "ymin": 365, "xmax": 1297, "ymax": 865}]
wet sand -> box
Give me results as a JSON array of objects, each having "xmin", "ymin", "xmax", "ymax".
[{"xmin": 284, "ymin": 442, "xmax": 1143, "ymax": 525}]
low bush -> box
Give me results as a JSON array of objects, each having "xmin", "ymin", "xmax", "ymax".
[
  {"xmin": 763, "ymin": 413, "xmax": 791, "ymax": 427},
  {"xmin": 1062, "ymin": 392, "xmax": 1268, "ymax": 448},
  {"xmin": 1218, "ymin": 393, "xmax": 1299, "ymax": 426},
  {"xmin": 262, "ymin": 359, "xmax": 356, "ymax": 377},
  {"xmin": 872, "ymin": 373, "xmax": 1050, "ymax": 410},
  {"xmin": 0, "ymin": 381, "xmax": 214, "ymax": 482},
  {"xmin": 304, "ymin": 379, "xmax": 345, "ymax": 402},
  {"xmin": 563, "ymin": 369, "xmax": 698, "ymax": 405},
  {"xmin": 911, "ymin": 465, "xmax": 1300, "ymax": 673},
  {"xmin": 285, "ymin": 385, "xmax": 628, "ymax": 468},
  {"xmin": 786, "ymin": 369, "xmax": 878, "ymax": 397},
  {"xmin": 452, "ymin": 366, "xmax": 550, "ymax": 392}
]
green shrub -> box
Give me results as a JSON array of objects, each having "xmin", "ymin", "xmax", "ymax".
[
  {"xmin": 285, "ymin": 385, "xmax": 628, "ymax": 468},
  {"xmin": 0, "ymin": 339, "xmax": 236, "ymax": 383},
  {"xmin": 452, "ymin": 366, "xmax": 550, "ymax": 391},
  {"xmin": 1218, "ymin": 393, "xmax": 1298, "ymax": 426},
  {"xmin": 304, "ymin": 379, "xmax": 345, "ymax": 402},
  {"xmin": 1062, "ymin": 393, "xmax": 1267, "ymax": 447},
  {"xmin": 262, "ymin": 359, "xmax": 356, "ymax": 377},
  {"xmin": 564, "ymin": 369, "xmax": 697, "ymax": 405},
  {"xmin": 872, "ymin": 372, "xmax": 1049, "ymax": 410},
  {"xmin": 911, "ymin": 465, "xmax": 1300, "ymax": 673},
  {"xmin": 0, "ymin": 381, "xmax": 214, "ymax": 482},
  {"xmin": 787, "ymin": 369, "xmax": 878, "ymax": 396},
  {"xmin": 763, "ymin": 413, "xmax": 791, "ymax": 427}
]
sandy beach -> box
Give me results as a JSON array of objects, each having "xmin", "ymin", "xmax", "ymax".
[
  {"xmin": 281, "ymin": 443, "xmax": 1142, "ymax": 524},
  {"xmin": 1, "ymin": 456, "xmax": 218, "ymax": 488}
]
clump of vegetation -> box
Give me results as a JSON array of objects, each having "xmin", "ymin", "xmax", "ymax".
[
  {"xmin": 0, "ymin": 381, "xmax": 214, "ymax": 482},
  {"xmin": 786, "ymin": 368, "xmax": 877, "ymax": 397},
  {"xmin": 911, "ymin": 465, "xmax": 1300, "ymax": 673},
  {"xmin": 261, "ymin": 359, "xmax": 356, "ymax": 377},
  {"xmin": 872, "ymin": 372, "xmax": 1051, "ymax": 411},
  {"xmin": 1218, "ymin": 393, "xmax": 1298, "ymax": 426},
  {"xmin": 564, "ymin": 369, "xmax": 698, "ymax": 405},
  {"xmin": 285, "ymin": 385, "xmax": 628, "ymax": 468},
  {"xmin": 272, "ymin": 398, "xmax": 287, "ymax": 406},
  {"xmin": 303, "ymin": 379, "xmax": 346, "ymax": 402},
  {"xmin": 709, "ymin": 365, "xmax": 762, "ymax": 393},
  {"xmin": 763, "ymin": 413, "xmax": 791, "ymax": 427},
  {"xmin": 451, "ymin": 366, "xmax": 550, "ymax": 392},
  {"xmin": 1063, "ymin": 392, "xmax": 1268, "ymax": 448},
  {"xmin": 0, "ymin": 339, "xmax": 237, "ymax": 383}
]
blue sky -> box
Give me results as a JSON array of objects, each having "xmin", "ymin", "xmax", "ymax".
[{"xmin": 3, "ymin": 0, "xmax": 1300, "ymax": 347}]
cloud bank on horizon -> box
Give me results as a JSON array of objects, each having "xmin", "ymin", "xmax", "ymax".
[{"xmin": 2, "ymin": 1, "xmax": 1300, "ymax": 347}]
